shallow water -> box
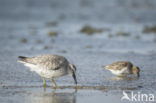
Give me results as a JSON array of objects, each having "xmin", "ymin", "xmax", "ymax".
[{"xmin": 0, "ymin": 0, "xmax": 156, "ymax": 103}]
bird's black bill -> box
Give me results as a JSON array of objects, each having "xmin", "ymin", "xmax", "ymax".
[
  {"xmin": 137, "ymin": 72, "xmax": 140, "ymax": 77},
  {"xmin": 72, "ymin": 72, "xmax": 77, "ymax": 84}
]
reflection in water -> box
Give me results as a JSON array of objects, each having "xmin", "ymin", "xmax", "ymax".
[
  {"xmin": 109, "ymin": 76, "xmax": 139, "ymax": 81},
  {"xmin": 25, "ymin": 90, "xmax": 76, "ymax": 103},
  {"xmin": 6, "ymin": 85, "xmax": 139, "ymax": 91}
]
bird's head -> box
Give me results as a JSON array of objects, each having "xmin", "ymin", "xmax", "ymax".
[
  {"xmin": 69, "ymin": 64, "xmax": 77, "ymax": 84},
  {"xmin": 69, "ymin": 64, "xmax": 77, "ymax": 72},
  {"xmin": 132, "ymin": 66, "xmax": 140, "ymax": 77}
]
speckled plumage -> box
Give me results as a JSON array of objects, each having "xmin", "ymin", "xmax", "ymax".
[
  {"xmin": 104, "ymin": 61, "xmax": 140, "ymax": 77},
  {"xmin": 18, "ymin": 54, "xmax": 77, "ymax": 87},
  {"xmin": 19, "ymin": 55, "xmax": 69, "ymax": 70},
  {"xmin": 104, "ymin": 61, "xmax": 133, "ymax": 70}
]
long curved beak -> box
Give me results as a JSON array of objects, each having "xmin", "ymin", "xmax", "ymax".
[{"xmin": 72, "ymin": 72, "xmax": 77, "ymax": 84}]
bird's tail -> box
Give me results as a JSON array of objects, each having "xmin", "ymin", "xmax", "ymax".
[
  {"xmin": 102, "ymin": 65, "xmax": 109, "ymax": 69},
  {"xmin": 18, "ymin": 56, "xmax": 28, "ymax": 63}
]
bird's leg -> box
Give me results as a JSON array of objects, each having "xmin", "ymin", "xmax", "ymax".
[
  {"xmin": 51, "ymin": 77, "xmax": 58, "ymax": 88},
  {"xmin": 42, "ymin": 77, "xmax": 46, "ymax": 87}
]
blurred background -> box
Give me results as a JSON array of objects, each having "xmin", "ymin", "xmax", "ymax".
[
  {"xmin": 0, "ymin": 0, "xmax": 156, "ymax": 53},
  {"xmin": 0, "ymin": 0, "xmax": 156, "ymax": 103}
]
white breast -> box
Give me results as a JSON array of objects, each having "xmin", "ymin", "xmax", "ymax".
[
  {"xmin": 109, "ymin": 67, "xmax": 129, "ymax": 76},
  {"xmin": 24, "ymin": 63, "xmax": 68, "ymax": 78}
]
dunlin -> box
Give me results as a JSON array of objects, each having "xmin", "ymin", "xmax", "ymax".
[
  {"xmin": 18, "ymin": 54, "xmax": 77, "ymax": 88},
  {"xmin": 103, "ymin": 61, "xmax": 140, "ymax": 77}
]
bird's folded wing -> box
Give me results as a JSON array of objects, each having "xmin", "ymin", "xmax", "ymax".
[
  {"xmin": 107, "ymin": 62, "xmax": 130, "ymax": 70},
  {"xmin": 34, "ymin": 55, "xmax": 68, "ymax": 70}
]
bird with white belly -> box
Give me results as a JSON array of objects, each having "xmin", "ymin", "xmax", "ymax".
[{"xmin": 18, "ymin": 54, "xmax": 77, "ymax": 88}]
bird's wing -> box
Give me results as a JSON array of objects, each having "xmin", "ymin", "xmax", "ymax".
[
  {"xmin": 37, "ymin": 55, "xmax": 69, "ymax": 70},
  {"xmin": 105, "ymin": 61, "xmax": 131, "ymax": 70},
  {"xmin": 20, "ymin": 55, "xmax": 68, "ymax": 70}
]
